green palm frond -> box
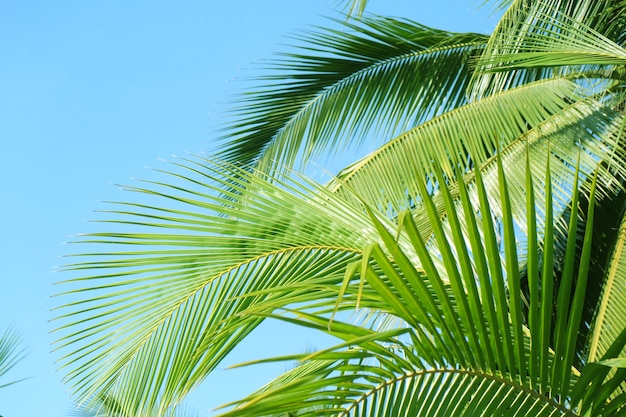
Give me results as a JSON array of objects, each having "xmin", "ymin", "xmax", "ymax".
[
  {"xmin": 216, "ymin": 16, "xmax": 488, "ymax": 174},
  {"xmin": 471, "ymin": 0, "xmax": 626, "ymax": 98},
  {"xmin": 212, "ymin": 151, "xmax": 626, "ymax": 416},
  {"xmin": 55, "ymin": 1, "xmax": 626, "ymax": 415},
  {"xmin": 327, "ymin": 78, "xmax": 626, "ymax": 261},
  {"xmin": 0, "ymin": 328, "xmax": 26, "ymax": 390},
  {"xmin": 589, "ymin": 209, "xmax": 626, "ymax": 363},
  {"xmin": 475, "ymin": 9, "xmax": 626, "ymax": 70},
  {"xmin": 53, "ymin": 156, "xmax": 407, "ymax": 415},
  {"xmin": 222, "ymin": 349, "xmax": 574, "ymax": 417}
]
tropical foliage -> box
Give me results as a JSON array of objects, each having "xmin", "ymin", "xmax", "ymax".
[
  {"xmin": 54, "ymin": 0, "xmax": 626, "ymax": 416},
  {"xmin": 0, "ymin": 328, "xmax": 25, "ymax": 390}
]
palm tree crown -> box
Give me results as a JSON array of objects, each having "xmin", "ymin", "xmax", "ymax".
[{"xmin": 54, "ymin": 1, "xmax": 626, "ymax": 416}]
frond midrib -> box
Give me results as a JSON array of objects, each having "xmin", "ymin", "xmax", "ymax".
[
  {"xmin": 339, "ymin": 368, "xmax": 578, "ymax": 417},
  {"xmin": 256, "ymin": 39, "xmax": 486, "ymax": 168},
  {"xmin": 61, "ymin": 243, "xmax": 364, "ymax": 400}
]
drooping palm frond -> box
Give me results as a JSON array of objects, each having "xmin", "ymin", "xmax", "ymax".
[
  {"xmin": 215, "ymin": 16, "xmax": 488, "ymax": 175},
  {"xmin": 53, "ymin": 156, "xmax": 414, "ymax": 415},
  {"xmin": 212, "ymin": 152, "xmax": 626, "ymax": 416},
  {"xmin": 471, "ymin": 0, "xmax": 626, "ymax": 99}
]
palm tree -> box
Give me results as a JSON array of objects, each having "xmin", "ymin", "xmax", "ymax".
[{"xmin": 54, "ymin": 0, "xmax": 626, "ymax": 415}]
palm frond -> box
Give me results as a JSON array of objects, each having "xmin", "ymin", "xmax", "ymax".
[
  {"xmin": 215, "ymin": 16, "xmax": 487, "ymax": 174},
  {"xmin": 471, "ymin": 0, "xmax": 626, "ymax": 98},
  {"xmin": 54, "ymin": 1, "xmax": 626, "ymax": 415},
  {"xmin": 211, "ymin": 151, "xmax": 626, "ymax": 416},
  {"xmin": 474, "ymin": 6, "xmax": 626, "ymax": 71},
  {"xmin": 328, "ymin": 77, "xmax": 626, "ymax": 248},
  {"xmin": 0, "ymin": 327, "xmax": 26, "ymax": 390},
  {"xmin": 221, "ymin": 351, "xmax": 575, "ymax": 417},
  {"xmin": 53, "ymin": 156, "xmax": 390, "ymax": 414}
]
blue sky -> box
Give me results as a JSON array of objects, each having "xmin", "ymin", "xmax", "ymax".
[{"xmin": 0, "ymin": 1, "xmax": 501, "ymax": 416}]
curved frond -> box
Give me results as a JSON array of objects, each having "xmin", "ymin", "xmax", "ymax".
[
  {"xmin": 474, "ymin": 8, "xmax": 626, "ymax": 71},
  {"xmin": 211, "ymin": 149, "xmax": 626, "ymax": 416},
  {"xmin": 53, "ymin": 157, "xmax": 387, "ymax": 415},
  {"xmin": 216, "ymin": 16, "xmax": 487, "ymax": 174},
  {"xmin": 221, "ymin": 355, "xmax": 574, "ymax": 417},
  {"xmin": 471, "ymin": 0, "xmax": 626, "ymax": 98},
  {"xmin": 328, "ymin": 78, "xmax": 626, "ymax": 243}
]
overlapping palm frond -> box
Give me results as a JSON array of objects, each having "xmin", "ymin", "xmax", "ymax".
[
  {"xmin": 471, "ymin": 0, "xmax": 626, "ymax": 99},
  {"xmin": 53, "ymin": 156, "xmax": 414, "ymax": 415},
  {"xmin": 213, "ymin": 152, "xmax": 626, "ymax": 417},
  {"xmin": 328, "ymin": 77, "xmax": 625, "ymax": 217},
  {"xmin": 216, "ymin": 16, "xmax": 488, "ymax": 175}
]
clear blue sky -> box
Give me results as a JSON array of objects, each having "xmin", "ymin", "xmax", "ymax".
[{"xmin": 0, "ymin": 1, "xmax": 501, "ymax": 416}]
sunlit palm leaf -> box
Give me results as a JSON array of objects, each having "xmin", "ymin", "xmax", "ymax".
[
  {"xmin": 475, "ymin": 9, "xmax": 626, "ymax": 70},
  {"xmin": 328, "ymin": 77, "xmax": 626, "ymax": 247},
  {"xmin": 54, "ymin": 157, "xmax": 400, "ymax": 414},
  {"xmin": 221, "ymin": 350, "xmax": 573, "ymax": 417},
  {"xmin": 471, "ymin": 0, "xmax": 625, "ymax": 98},
  {"xmin": 216, "ymin": 16, "xmax": 487, "ymax": 174},
  {"xmin": 212, "ymin": 151, "xmax": 626, "ymax": 416}
]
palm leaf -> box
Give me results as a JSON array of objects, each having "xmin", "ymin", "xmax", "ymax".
[
  {"xmin": 211, "ymin": 150, "xmax": 626, "ymax": 416},
  {"xmin": 474, "ymin": 9, "xmax": 626, "ymax": 70},
  {"xmin": 53, "ymin": 156, "xmax": 405, "ymax": 415},
  {"xmin": 215, "ymin": 16, "xmax": 487, "ymax": 175},
  {"xmin": 471, "ymin": 0, "xmax": 626, "ymax": 99},
  {"xmin": 0, "ymin": 328, "xmax": 26, "ymax": 390},
  {"xmin": 328, "ymin": 77, "xmax": 626, "ymax": 246},
  {"xmin": 55, "ymin": 1, "xmax": 626, "ymax": 415}
]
